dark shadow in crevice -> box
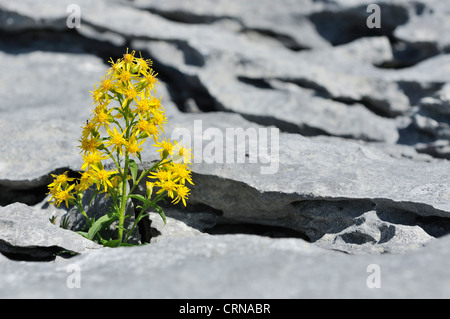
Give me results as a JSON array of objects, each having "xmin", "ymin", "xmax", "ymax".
[
  {"xmin": 239, "ymin": 28, "xmax": 309, "ymax": 52},
  {"xmin": 205, "ymin": 222, "xmax": 311, "ymax": 241},
  {"xmin": 0, "ymin": 241, "xmax": 77, "ymax": 262},
  {"xmin": 240, "ymin": 113, "xmax": 333, "ymax": 137},
  {"xmin": 142, "ymin": 7, "xmax": 234, "ymax": 25},
  {"xmin": 0, "ymin": 28, "xmax": 127, "ymax": 64},
  {"xmin": 308, "ymin": 3, "xmax": 410, "ymax": 46},
  {"xmin": 416, "ymin": 216, "xmax": 450, "ymax": 238},
  {"xmin": 237, "ymin": 76, "xmax": 274, "ymax": 90},
  {"xmin": 374, "ymin": 40, "xmax": 440, "ymax": 70},
  {"xmin": 397, "ymin": 81, "xmax": 445, "ymax": 108}
]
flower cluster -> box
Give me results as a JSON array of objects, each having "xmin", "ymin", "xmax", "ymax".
[
  {"xmin": 47, "ymin": 171, "xmax": 75, "ymax": 208},
  {"xmin": 47, "ymin": 50, "xmax": 193, "ymax": 246}
]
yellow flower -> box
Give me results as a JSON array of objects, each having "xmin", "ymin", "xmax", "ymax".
[
  {"xmin": 48, "ymin": 171, "xmax": 75, "ymax": 190},
  {"xmin": 118, "ymin": 70, "xmax": 132, "ymax": 83},
  {"xmin": 146, "ymin": 72, "xmax": 158, "ymax": 87},
  {"xmin": 151, "ymin": 108, "xmax": 167, "ymax": 129},
  {"xmin": 156, "ymin": 175, "xmax": 178, "ymax": 199},
  {"xmin": 123, "ymin": 85, "xmax": 137, "ymax": 102},
  {"xmin": 149, "ymin": 168, "xmax": 170, "ymax": 182},
  {"xmin": 81, "ymin": 150, "xmax": 108, "ymax": 170},
  {"xmin": 135, "ymin": 95, "xmax": 152, "ymax": 114},
  {"xmin": 172, "ymin": 142, "xmax": 193, "ymax": 164},
  {"xmin": 81, "ymin": 119, "xmax": 97, "ymax": 139},
  {"xmin": 135, "ymin": 114, "xmax": 160, "ymax": 141},
  {"xmin": 93, "ymin": 107, "xmax": 113, "ymax": 128},
  {"xmin": 135, "ymin": 57, "xmax": 152, "ymax": 76},
  {"xmin": 75, "ymin": 170, "xmax": 95, "ymax": 192},
  {"xmin": 91, "ymin": 165, "xmax": 117, "ymax": 192},
  {"xmin": 91, "ymin": 84, "xmax": 107, "ymax": 105},
  {"xmin": 48, "ymin": 49, "xmax": 194, "ymax": 238},
  {"xmin": 169, "ymin": 162, "xmax": 193, "ymax": 185},
  {"xmin": 127, "ymin": 134, "xmax": 145, "ymax": 156},
  {"xmin": 79, "ymin": 136, "xmax": 103, "ymax": 154},
  {"xmin": 49, "ymin": 184, "xmax": 76, "ymax": 208},
  {"xmin": 106, "ymin": 126, "xmax": 128, "ymax": 156},
  {"xmin": 101, "ymin": 76, "xmax": 114, "ymax": 92},
  {"xmin": 108, "ymin": 57, "xmax": 122, "ymax": 76},
  {"xmin": 172, "ymin": 185, "xmax": 190, "ymax": 206},
  {"xmin": 123, "ymin": 49, "xmax": 135, "ymax": 64},
  {"xmin": 153, "ymin": 137, "xmax": 174, "ymax": 159}
]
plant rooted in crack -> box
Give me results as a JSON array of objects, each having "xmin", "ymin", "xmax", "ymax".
[{"xmin": 47, "ymin": 50, "xmax": 193, "ymax": 247}]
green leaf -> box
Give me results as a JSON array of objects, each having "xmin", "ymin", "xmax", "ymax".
[
  {"xmin": 87, "ymin": 214, "xmax": 114, "ymax": 240},
  {"xmin": 150, "ymin": 203, "xmax": 166, "ymax": 225},
  {"xmin": 102, "ymin": 239, "xmax": 121, "ymax": 248},
  {"xmin": 129, "ymin": 159, "xmax": 138, "ymax": 183},
  {"xmin": 89, "ymin": 188, "xmax": 100, "ymax": 207},
  {"xmin": 135, "ymin": 212, "xmax": 149, "ymax": 224},
  {"xmin": 77, "ymin": 231, "xmax": 89, "ymax": 239},
  {"xmin": 129, "ymin": 194, "xmax": 147, "ymax": 203}
]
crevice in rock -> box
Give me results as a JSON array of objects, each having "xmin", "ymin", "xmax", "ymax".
[
  {"xmin": 240, "ymin": 113, "xmax": 333, "ymax": 137},
  {"xmin": 0, "ymin": 28, "xmax": 215, "ymax": 114},
  {"xmin": 0, "ymin": 28, "xmax": 126, "ymax": 62},
  {"xmin": 339, "ymin": 231, "xmax": 377, "ymax": 245},
  {"xmin": 160, "ymin": 69, "xmax": 221, "ymax": 113},
  {"xmin": 142, "ymin": 7, "xmax": 235, "ymax": 25},
  {"xmin": 266, "ymin": 76, "xmax": 402, "ymax": 118},
  {"xmin": 239, "ymin": 28, "xmax": 309, "ymax": 52},
  {"xmin": 416, "ymin": 215, "xmax": 450, "ymax": 238},
  {"xmin": 204, "ymin": 222, "xmax": 310, "ymax": 241},
  {"xmin": 307, "ymin": 3, "xmax": 410, "ymax": 46},
  {"xmin": 187, "ymin": 172, "xmax": 450, "ymax": 252},
  {"xmin": 374, "ymin": 39, "xmax": 440, "ymax": 69},
  {"xmin": 141, "ymin": 6, "xmax": 310, "ymax": 53},
  {"xmin": 397, "ymin": 81, "xmax": 445, "ymax": 108},
  {"xmin": 0, "ymin": 240, "xmax": 77, "ymax": 262},
  {"xmin": 237, "ymin": 76, "xmax": 274, "ymax": 90}
]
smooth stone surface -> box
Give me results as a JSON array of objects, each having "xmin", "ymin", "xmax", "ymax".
[
  {"xmin": 0, "ymin": 203, "xmax": 101, "ymax": 260},
  {"xmin": 0, "ymin": 234, "xmax": 449, "ymax": 298}
]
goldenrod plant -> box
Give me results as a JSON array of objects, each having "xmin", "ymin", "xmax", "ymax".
[{"xmin": 47, "ymin": 50, "xmax": 193, "ymax": 247}]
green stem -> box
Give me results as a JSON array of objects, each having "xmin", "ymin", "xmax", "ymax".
[
  {"xmin": 118, "ymin": 152, "xmax": 129, "ymax": 243},
  {"xmin": 118, "ymin": 99, "xmax": 132, "ymax": 244},
  {"xmin": 127, "ymin": 161, "xmax": 162, "ymax": 197}
]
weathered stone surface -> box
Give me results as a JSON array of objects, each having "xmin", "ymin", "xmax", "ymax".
[
  {"xmin": 148, "ymin": 211, "xmax": 207, "ymax": 244},
  {"xmin": 0, "ymin": 51, "xmax": 106, "ymax": 183},
  {"xmin": 0, "ymin": 203, "xmax": 101, "ymax": 260},
  {"xmin": 131, "ymin": 0, "xmax": 330, "ymax": 50},
  {"xmin": 1, "ymin": 0, "xmax": 450, "ymax": 299},
  {"xmin": 394, "ymin": 0, "xmax": 450, "ymax": 54},
  {"xmin": 0, "ymin": 234, "xmax": 449, "ymax": 298},
  {"xmin": 163, "ymin": 124, "xmax": 450, "ymax": 252},
  {"xmin": 420, "ymin": 83, "xmax": 450, "ymax": 116}
]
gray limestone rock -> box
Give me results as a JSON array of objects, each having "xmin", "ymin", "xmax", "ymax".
[
  {"xmin": 0, "ymin": 51, "xmax": 106, "ymax": 183},
  {"xmin": 0, "ymin": 203, "xmax": 101, "ymax": 260},
  {"xmin": 394, "ymin": 0, "xmax": 450, "ymax": 54},
  {"xmin": 0, "ymin": 234, "xmax": 449, "ymax": 298},
  {"xmin": 126, "ymin": 114, "xmax": 450, "ymax": 253},
  {"xmin": 148, "ymin": 211, "xmax": 208, "ymax": 244},
  {"xmin": 1, "ymin": 0, "xmax": 450, "ymax": 299},
  {"xmin": 420, "ymin": 83, "xmax": 450, "ymax": 116}
]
